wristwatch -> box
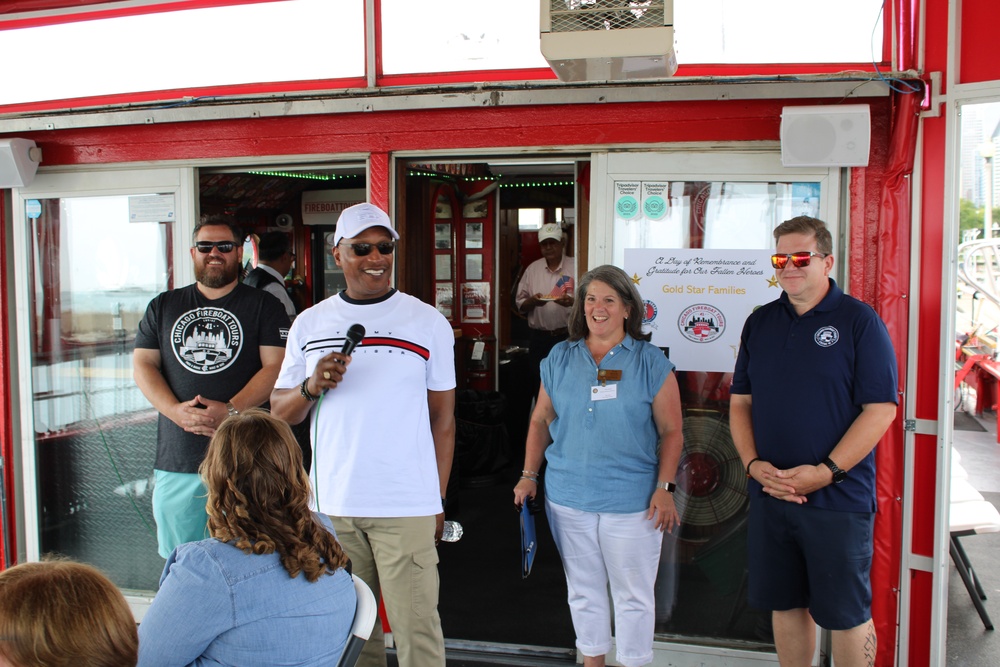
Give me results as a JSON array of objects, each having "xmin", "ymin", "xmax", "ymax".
[
  {"xmin": 823, "ymin": 457, "xmax": 847, "ymax": 484},
  {"xmin": 656, "ymin": 481, "xmax": 676, "ymax": 493},
  {"xmin": 226, "ymin": 401, "xmax": 239, "ymax": 417}
]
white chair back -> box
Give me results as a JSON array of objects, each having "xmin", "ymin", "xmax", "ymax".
[{"xmin": 335, "ymin": 574, "xmax": 378, "ymax": 667}]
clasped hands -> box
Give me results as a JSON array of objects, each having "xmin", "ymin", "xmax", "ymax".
[
  {"xmin": 748, "ymin": 459, "xmax": 833, "ymax": 504},
  {"xmin": 174, "ymin": 395, "xmax": 226, "ymax": 437}
]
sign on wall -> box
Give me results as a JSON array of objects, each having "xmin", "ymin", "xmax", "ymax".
[{"xmin": 624, "ymin": 248, "xmax": 781, "ymax": 372}]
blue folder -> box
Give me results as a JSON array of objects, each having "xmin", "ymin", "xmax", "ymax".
[{"xmin": 520, "ymin": 500, "xmax": 537, "ymax": 578}]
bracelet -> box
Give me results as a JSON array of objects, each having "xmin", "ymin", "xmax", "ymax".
[
  {"xmin": 522, "ymin": 469, "xmax": 539, "ymax": 477},
  {"xmin": 519, "ymin": 475, "xmax": 538, "ymax": 482},
  {"xmin": 300, "ymin": 378, "xmax": 318, "ymax": 402},
  {"xmin": 745, "ymin": 457, "xmax": 761, "ymax": 478}
]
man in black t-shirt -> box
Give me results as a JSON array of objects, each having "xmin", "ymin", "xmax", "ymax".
[{"xmin": 134, "ymin": 215, "xmax": 289, "ymax": 558}]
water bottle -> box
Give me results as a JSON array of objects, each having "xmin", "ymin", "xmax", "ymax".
[{"xmin": 440, "ymin": 520, "xmax": 464, "ymax": 543}]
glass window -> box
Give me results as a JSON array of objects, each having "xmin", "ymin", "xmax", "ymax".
[
  {"xmin": 602, "ymin": 158, "xmax": 833, "ymax": 646},
  {"xmin": 380, "ymin": 0, "xmax": 548, "ymax": 75},
  {"xmin": 0, "ymin": 0, "xmax": 363, "ymax": 106},
  {"xmin": 1, "ymin": 0, "xmax": 885, "ymax": 107},
  {"xmin": 957, "ymin": 101, "xmax": 1000, "ymax": 345},
  {"xmin": 518, "ymin": 208, "xmax": 545, "ymax": 231},
  {"xmin": 28, "ymin": 194, "xmax": 172, "ymax": 592},
  {"xmin": 613, "ymin": 180, "xmax": 822, "ymax": 263},
  {"xmin": 382, "ymin": 0, "xmax": 884, "ymax": 76},
  {"xmin": 675, "ymin": 0, "xmax": 884, "ymax": 64}
]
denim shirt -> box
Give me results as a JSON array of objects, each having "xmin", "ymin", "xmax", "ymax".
[
  {"xmin": 542, "ymin": 335, "xmax": 673, "ymax": 513},
  {"xmin": 138, "ymin": 513, "xmax": 356, "ymax": 667}
]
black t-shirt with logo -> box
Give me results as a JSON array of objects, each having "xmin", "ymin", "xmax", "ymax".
[{"xmin": 135, "ymin": 283, "xmax": 290, "ymax": 472}]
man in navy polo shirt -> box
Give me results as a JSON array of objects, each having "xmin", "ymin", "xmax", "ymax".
[{"xmin": 730, "ymin": 216, "xmax": 897, "ymax": 667}]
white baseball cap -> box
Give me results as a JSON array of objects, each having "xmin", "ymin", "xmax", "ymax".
[
  {"xmin": 333, "ymin": 202, "xmax": 400, "ymax": 246},
  {"xmin": 538, "ymin": 223, "xmax": 563, "ymax": 243}
]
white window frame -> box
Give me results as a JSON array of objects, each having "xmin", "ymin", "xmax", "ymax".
[
  {"xmin": 9, "ymin": 166, "xmax": 196, "ymax": 616},
  {"xmin": 590, "ymin": 148, "xmax": 842, "ymax": 276}
]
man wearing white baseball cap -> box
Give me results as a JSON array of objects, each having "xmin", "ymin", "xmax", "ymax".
[
  {"xmin": 271, "ymin": 202, "xmax": 456, "ymax": 667},
  {"xmin": 515, "ymin": 222, "xmax": 576, "ymax": 396}
]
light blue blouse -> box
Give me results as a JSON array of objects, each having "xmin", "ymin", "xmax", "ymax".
[
  {"xmin": 541, "ymin": 335, "xmax": 673, "ymax": 513},
  {"xmin": 138, "ymin": 513, "xmax": 356, "ymax": 667}
]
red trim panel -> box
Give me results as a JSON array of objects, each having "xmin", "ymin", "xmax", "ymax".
[
  {"xmin": 960, "ymin": 0, "xmax": 1000, "ymax": 83},
  {"xmin": 0, "ymin": 77, "xmax": 368, "ymax": 117},
  {"xmin": 0, "ymin": 0, "xmax": 284, "ymax": 29},
  {"xmin": 7, "ymin": 99, "xmax": 793, "ymax": 166}
]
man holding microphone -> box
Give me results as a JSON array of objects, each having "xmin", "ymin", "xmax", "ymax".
[{"xmin": 271, "ymin": 202, "xmax": 456, "ymax": 667}]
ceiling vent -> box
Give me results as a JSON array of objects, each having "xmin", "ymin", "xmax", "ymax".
[{"xmin": 540, "ymin": 0, "xmax": 677, "ymax": 82}]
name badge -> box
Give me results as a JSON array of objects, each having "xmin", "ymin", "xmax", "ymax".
[
  {"xmin": 597, "ymin": 369, "xmax": 622, "ymax": 383},
  {"xmin": 591, "ymin": 384, "xmax": 617, "ymax": 401}
]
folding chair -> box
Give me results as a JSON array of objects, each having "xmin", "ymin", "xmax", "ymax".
[
  {"xmin": 335, "ymin": 574, "xmax": 379, "ymax": 667},
  {"xmin": 949, "ymin": 496, "xmax": 1000, "ymax": 630}
]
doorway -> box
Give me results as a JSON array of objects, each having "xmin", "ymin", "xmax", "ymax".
[{"xmin": 399, "ymin": 157, "xmax": 584, "ymax": 656}]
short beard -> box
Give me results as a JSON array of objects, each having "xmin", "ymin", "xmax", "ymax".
[{"xmin": 196, "ymin": 262, "xmax": 239, "ymax": 289}]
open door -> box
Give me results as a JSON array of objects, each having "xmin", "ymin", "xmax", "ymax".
[{"xmin": 400, "ymin": 158, "xmax": 583, "ymax": 659}]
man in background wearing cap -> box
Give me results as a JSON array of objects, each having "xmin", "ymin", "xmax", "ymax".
[
  {"xmin": 271, "ymin": 202, "xmax": 456, "ymax": 667},
  {"xmin": 244, "ymin": 230, "xmax": 298, "ymax": 323},
  {"xmin": 515, "ymin": 222, "xmax": 575, "ymax": 397}
]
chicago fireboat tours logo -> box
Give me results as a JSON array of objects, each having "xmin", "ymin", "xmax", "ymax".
[
  {"xmin": 678, "ymin": 304, "xmax": 725, "ymax": 343},
  {"xmin": 171, "ymin": 308, "xmax": 243, "ymax": 373},
  {"xmin": 642, "ymin": 300, "xmax": 658, "ymax": 325}
]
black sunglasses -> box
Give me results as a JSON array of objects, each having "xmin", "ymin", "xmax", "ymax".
[
  {"xmin": 339, "ymin": 241, "xmax": 396, "ymax": 256},
  {"xmin": 194, "ymin": 241, "xmax": 237, "ymax": 254}
]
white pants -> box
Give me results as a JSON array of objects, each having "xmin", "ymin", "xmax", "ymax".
[{"xmin": 546, "ymin": 499, "xmax": 663, "ymax": 667}]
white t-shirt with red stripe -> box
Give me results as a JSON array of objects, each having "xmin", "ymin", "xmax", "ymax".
[{"xmin": 276, "ymin": 290, "xmax": 456, "ymax": 517}]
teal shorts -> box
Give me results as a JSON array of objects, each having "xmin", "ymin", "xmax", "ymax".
[{"xmin": 152, "ymin": 470, "xmax": 209, "ymax": 558}]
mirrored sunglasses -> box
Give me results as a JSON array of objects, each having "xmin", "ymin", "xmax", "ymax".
[
  {"xmin": 194, "ymin": 241, "xmax": 237, "ymax": 254},
  {"xmin": 339, "ymin": 241, "xmax": 396, "ymax": 257},
  {"xmin": 770, "ymin": 251, "xmax": 826, "ymax": 269}
]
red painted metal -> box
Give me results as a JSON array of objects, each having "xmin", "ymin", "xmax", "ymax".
[
  {"xmin": 895, "ymin": 0, "xmax": 920, "ymax": 71},
  {"xmin": 0, "ymin": 0, "xmax": 284, "ymax": 29},
  {"xmin": 0, "ymin": 76, "xmax": 370, "ymax": 117},
  {"xmin": 959, "ymin": 0, "xmax": 1000, "ymax": 84},
  {"xmin": 904, "ymin": 0, "xmax": 951, "ymax": 659},
  {"xmin": 910, "ymin": 107, "xmax": 946, "ymax": 667},
  {"xmin": 369, "ymin": 153, "xmax": 390, "ymax": 212},
  {"xmin": 869, "ymin": 89, "xmax": 920, "ymax": 667},
  {"xmin": 6, "ymin": 99, "xmax": 790, "ymax": 167}
]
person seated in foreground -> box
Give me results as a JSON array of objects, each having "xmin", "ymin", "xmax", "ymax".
[
  {"xmin": 0, "ymin": 558, "xmax": 139, "ymax": 667},
  {"xmin": 138, "ymin": 408, "xmax": 357, "ymax": 667}
]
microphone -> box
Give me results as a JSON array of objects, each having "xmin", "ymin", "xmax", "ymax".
[{"xmin": 342, "ymin": 323, "xmax": 366, "ymax": 356}]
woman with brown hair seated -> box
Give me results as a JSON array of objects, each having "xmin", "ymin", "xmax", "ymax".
[
  {"xmin": 138, "ymin": 408, "xmax": 357, "ymax": 666},
  {"xmin": 0, "ymin": 559, "xmax": 138, "ymax": 667}
]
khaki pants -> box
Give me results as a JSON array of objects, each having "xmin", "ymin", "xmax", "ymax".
[{"xmin": 331, "ymin": 515, "xmax": 445, "ymax": 667}]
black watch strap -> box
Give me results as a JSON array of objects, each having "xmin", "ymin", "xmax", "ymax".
[{"xmin": 823, "ymin": 457, "xmax": 847, "ymax": 483}]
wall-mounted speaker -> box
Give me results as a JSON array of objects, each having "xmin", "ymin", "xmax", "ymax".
[
  {"xmin": 780, "ymin": 105, "xmax": 871, "ymax": 168},
  {"xmin": 0, "ymin": 138, "xmax": 42, "ymax": 188}
]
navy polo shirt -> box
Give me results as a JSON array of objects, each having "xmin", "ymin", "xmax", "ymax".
[{"xmin": 731, "ymin": 279, "xmax": 897, "ymax": 512}]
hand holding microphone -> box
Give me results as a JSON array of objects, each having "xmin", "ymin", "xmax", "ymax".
[{"xmin": 314, "ymin": 324, "xmax": 365, "ymax": 395}]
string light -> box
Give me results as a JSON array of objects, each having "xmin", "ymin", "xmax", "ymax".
[
  {"xmin": 406, "ymin": 170, "xmax": 573, "ymax": 189},
  {"xmin": 246, "ymin": 170, "xmax": 361, "ymax": 181}
]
